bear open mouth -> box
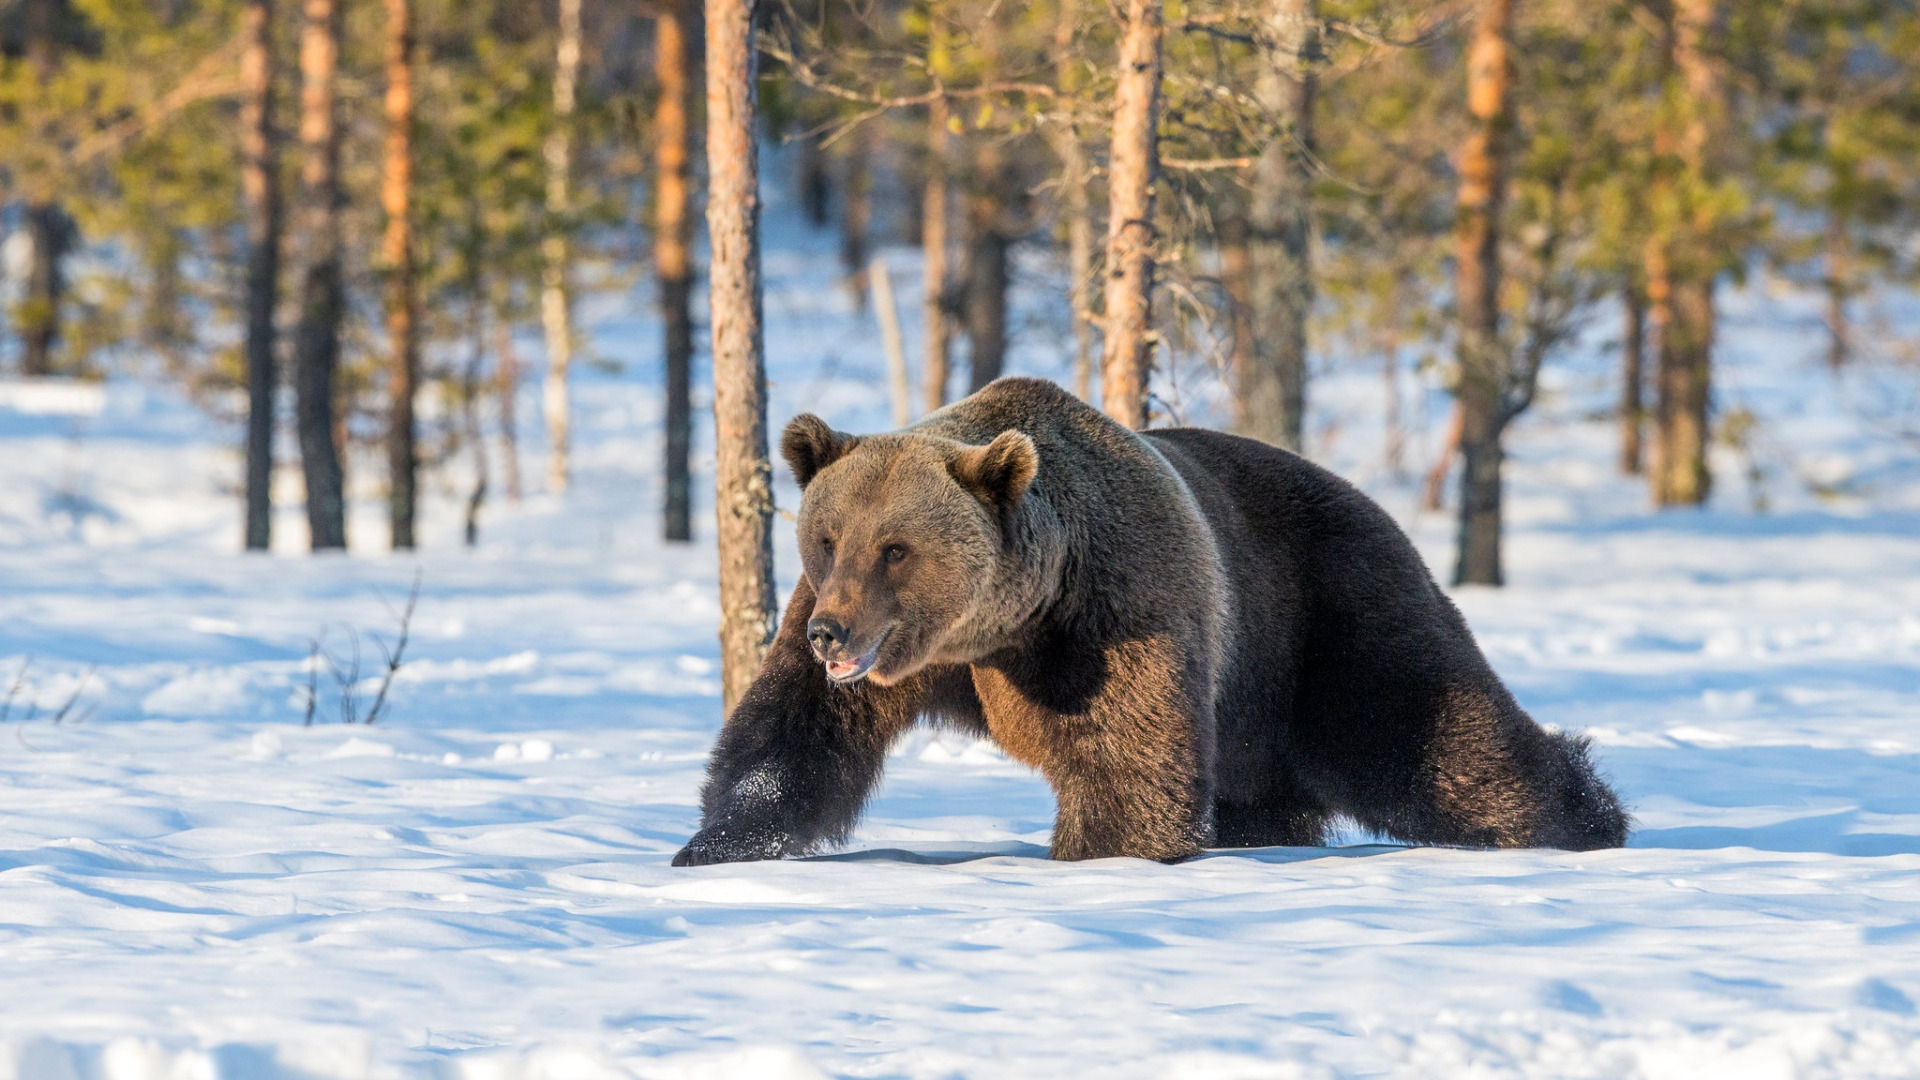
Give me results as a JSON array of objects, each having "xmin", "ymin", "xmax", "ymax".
[{"xmin": 822, "ymin": 630, "xmax": 888, "ymax": 684}]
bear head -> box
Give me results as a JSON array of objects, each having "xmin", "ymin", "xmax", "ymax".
[{"xmin": 781, "ymin": 413, "xmax": 1040, "ymax": 686}]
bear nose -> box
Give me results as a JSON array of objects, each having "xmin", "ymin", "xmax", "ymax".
[{"xmin": 807, "ymin": 617, "xmax": 850, "ymax": 656}]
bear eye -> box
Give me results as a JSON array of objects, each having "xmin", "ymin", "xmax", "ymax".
[
  {"xmin": 882, "ymin": 543, "xmax": 908, "ymax": 565},
  {"xmin": 820, "ymin": 536, "xmax": 835, "ymax": 557}
]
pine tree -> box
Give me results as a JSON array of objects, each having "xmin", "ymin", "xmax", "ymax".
[{"xmin": 708, "ymin": 0, "xmax": 778, "ymax": 712}]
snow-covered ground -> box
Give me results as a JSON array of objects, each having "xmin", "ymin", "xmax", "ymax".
[{"xmin": 3, "ymin": 197, "xmax": 1920, "ymax": 1078}]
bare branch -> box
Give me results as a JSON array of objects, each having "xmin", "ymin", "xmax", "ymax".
[{"xmin": 362, "ymin": 572, "xmax": 422, "ymax": 726}]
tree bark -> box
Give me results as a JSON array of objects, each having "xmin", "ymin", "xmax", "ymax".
[
  {"xmin": 1451, "ymin": 0, "xmax": 1514, "ymax": 587},
  {"xmin": 241, "ymin": 0, "xmax": 282, "ymax": 551},
  {"xmin": 18, "ymin": 0, "xmax": 68, "ymax": 379},
  {"xmin": 1053, "ymin": 0, "xmax": 1095, "ymax": 402},
  {"xmin": 963, "ymin": 161, "xmax": 1010, "ymax": 394},
  {"xmin": 1239, "ymin": 0, "xmax": 1316, "ymax": 452},
  {"xmin": 657, "ymin": 0, "xmax": 698, "ymax": 543},
  {"xmin": 1099, "ymin": 0, "xmax": 1164, "ymax": 430},
  {"xmin": 542, "ymin": 0, "xmax": 583, "ymax": 494},
  {"xmin": 841, "ymin": 124, "xmax": 871, "ymax": 312},
  {"xmin": 382, "ymin": 0, "xmax": 420, "ymax": 550},
  {"xmin": 1823, "ymin": 212, "xmax": 1851, "ymax": 371},
  {"xmin": 707, "ymin": 0, "xmax": 779, "ymax": 713},
  {"xmin": 921, "ymin": 94, "xmax": 952, "ymax": 412},
  {"xmin": 1648, "ymin": 0, "xmax": 1715, "ymax": 508},
  {"xmin": 493, "ymin": 287, "xmax": 523, "ymax": 504},
  {"xmin": 1219, "ymin": 212, "xmax": 1253, "ymax": 428},
  {"xmin": 1620, "ymin": 278, "xmax": 1646, "ymax": 475},
  {"xmin": 294, "ymin": 0, "xmax": 348, "ymax": 551}
]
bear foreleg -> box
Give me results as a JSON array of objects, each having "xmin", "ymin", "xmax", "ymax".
[{"xmin": 673, "ymin": 580, "xmax": 938, "ymax": 866}]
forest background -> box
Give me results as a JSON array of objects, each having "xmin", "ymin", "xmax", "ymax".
[{"xmin": 4, "ymin": 0, "xmax": 1920, "ymax": 696}]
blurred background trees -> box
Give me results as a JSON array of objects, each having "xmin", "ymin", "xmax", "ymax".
[{"xmin": 3, "ymin": 0, "xmax": 1920, "ymax": 593}]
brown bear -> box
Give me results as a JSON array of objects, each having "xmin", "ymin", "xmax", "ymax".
[{"xmin": 673, "ymin": 377, "xmax": 1628, "ymax": 865}]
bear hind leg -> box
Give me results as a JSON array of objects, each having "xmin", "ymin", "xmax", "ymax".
[{"xmin": 1344, "ymin": 686, "xmax": 1629, "ymax": 852}]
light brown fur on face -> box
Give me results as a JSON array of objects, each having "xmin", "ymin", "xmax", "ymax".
[{"xmin": 785, "ymin": 423, "xmax": 1061, "ymax": 687}]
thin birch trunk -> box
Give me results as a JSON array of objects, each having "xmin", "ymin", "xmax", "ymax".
[
  {"xmin": 542, "ymin": 0, "xmax": 582, "ymax": 494},
  {"xmin": 707, "ymin": 0, "xmax": 778, "ymax": 713},
  {"xmin": 656, "ymin": 0, "xmax": 698, "ymax": 543},
  {"xmin": 241, "ymin": 0, "xmax": 282, "ymax": 551},
  {"xmin": 382, "ymin": 0, "xmax": 420, "ymax": 550},
  {"xmin": 1099, "ymin": 0, "xmax": 1164, "ymax": 430},
  {"xmin": 294, "ymin": 0, "xmax": 348, "ymax": 551},
  {"xmin": 1452, "ymin": 0, "xmax": 1514, "ymax": 587},
  {"xmin": 872, "ymin": 257, "xmax": 913, "ymax": 427}
]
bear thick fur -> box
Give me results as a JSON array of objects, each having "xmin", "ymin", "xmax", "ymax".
[{"xmin": 674, "ymin": 377, "xmax": 1628, "ymax": 865}]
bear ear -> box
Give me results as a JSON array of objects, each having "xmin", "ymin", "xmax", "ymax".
[
  {"xmin": 949, "ymin": 430, "xmax": 1039, "ymax": 517},
  {"xmin": 781, "ymin": 414, "xmax": 860, "ymax": 489}
]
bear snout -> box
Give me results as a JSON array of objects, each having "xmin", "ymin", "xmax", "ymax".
[{"xmin": 807, "ymin": 617, "xmax": 851, "ymax": 657}]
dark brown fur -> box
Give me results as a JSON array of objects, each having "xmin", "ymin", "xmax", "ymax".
[{"xmin": 675, "ymin": 378, "xmax": 1628, "ymax": 865}]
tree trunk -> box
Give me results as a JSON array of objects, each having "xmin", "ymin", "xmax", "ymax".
[
  {"xmin": 1823, "ymin": 212, "xmax": 1851, "ymax": 371},
  {"xmin": 1054, "ymin": 0, "xmax": 1095, "ymax": 402},
  {"xmin": 921, "ymin": 95, "xmax": 952, "ymax": 412},
  {"xmin": 241, "ymin": 0, "xmax": 282, "ymax": 551},
  {"xmin": 963, "ymin": 164, "xmax": 1010, "ymax": 394},
  {"xmin": 462, "ymin": 209, "xmax": 490, "ymax": 548},
  {"xmin": 707, "ymin": 0, "xmax": 778, "ymax": 714},
  {"xmin": 1648, "ymin": 0, "xmax": 1716, "ymax": 509},
  {"xmin": 382, "ymin": 0, "xmax": 419, "ymax": 550},
  {"xmin": 493, "ymin": 290, "xmax": 523, "ymax": 504},
  {"xmin": 542, "ymin": 0, "xmax": 582, "ymax": 494},
  {"xmin": 797, "ymin": 130, "xmax": 831, "ymax": 227},
  {"xmin": 18, "ymin": 0, "xmax": 67, "ymax": 379},
  {"xmin": 1219, "ymin": 212, "xmax": 1252, "ymax": 428},
  {"xmin": 1620, "ymin": 278, "xmax": 1646, "ymax": 475},
  {"xmin": 840, "ymin": 124, "xmax": 871, "ymax": 312},
  {"xmin": 1451, "ymin": 0, "xmax": 1514, "ymax": 587},
  {"xmin": 294, "ymin": 0, "xmax": 348, "ymax": 551},
  {"xmin": 1239, "ymin": 0, "xmax": 1316, "ymax": 452},
  {"xmin": 657, "ymin": 0, "xmax": 698, "ymax": 544},
  {"xmin": 1099, "ymin": 0, "xmax": 1164, "ymax": 430},
  {"xmin": 20, "ymin": 203, "xmax": 71, "ymax": 377}
]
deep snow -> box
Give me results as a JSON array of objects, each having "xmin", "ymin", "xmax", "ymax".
[{"xmin": 2, "ymin": 195, "xmax": 1920, "ymax": 1078}]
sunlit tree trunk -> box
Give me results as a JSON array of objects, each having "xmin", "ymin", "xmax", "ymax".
[
  {"xmin": 241, "ymin": 0, "xmax": 282, "ymax": 550},
  {"xmin": 382, "ymin": 0, "xmax": 420, "ymax": 550},
  {"xmin": 657, "ymin": 0, "xmax": 699, "ymax": 543},
  {"xmin": 707, "ymin": 0, "xmax": 778, "ymax": 713},
  {"xmin": 1100, "ymin": 0, "xmax": 1164, "ymax": 430},
  {"xmin": 542, "ymin": 0, "xmax": 582, "ymax": 494},
  {"xmin": 1452, "ymin": 0, "xmax": 1514, "ymax": 587},
  {"xmin": 921, "ymin": 93, "xmax": 952, "ymax": 412},
  {"xmin": 1240, "ymin": 0, "xmax": 1316, "ymax": 452},
  {"xmin": 294, "ymin": 0, "xmax": 348, "ymax": 551},
  {"xmin": 1620, "ymin": 278, "xmax": 1646, "ymax": 475}
]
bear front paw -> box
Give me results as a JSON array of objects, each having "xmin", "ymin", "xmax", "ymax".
[{"xmin": 670, "ymin": 825, "xmax": 790, "ymax": 866}]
